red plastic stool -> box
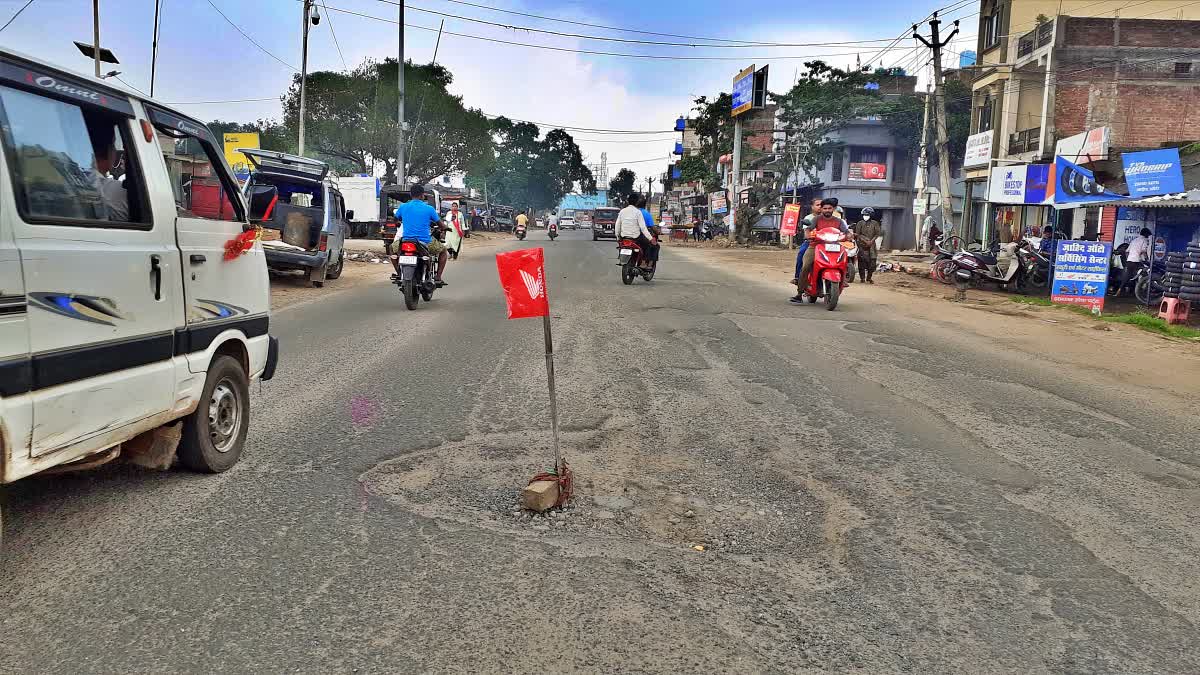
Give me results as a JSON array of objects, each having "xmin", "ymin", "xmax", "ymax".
[{"xmin": 1158, "ymin": 298, "xmax": 1191, "ymax": 325}]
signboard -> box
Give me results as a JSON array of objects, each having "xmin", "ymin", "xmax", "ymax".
[
  {"xmin": 1155, "ymin": 236, "xmax": 1167, "ymax": 261},
  {"xmin": 1051, "ymin": 155, "xmax": 1124, "ymax": 206},
  {"xmin": 1024, "ymin": 163, "xmax": 1050, "ymax": 204},
  {"xmin": 1054, "ymin": 127, "xmax": 1110, "ymax": 165},
  {"xmin": 780, "ymin": 203, "xmax": 801, "ymax": 236},
  {"xmin": 963, "ymin": 129, "xmax": 993, "ymax": 169},
  {"xmin": 710, "ymin": 191, "xmax": 729, "ymax": 215},
  {"xmin": 912, "ymin": 198, "xmax": 927, "ymax": 215},
  {"xmin": 1122, "ymin": 148, "xmax": 1184, "ymax": 198},
  {"xmin": 988, "ymin": 165, "xmax": 1028, "ymax": 204},
  {"xmin": 731, "ymin": 65, "xmax": 755, "ymax": 117},
  {"xmin": 223, "ymin": 132, "xmax": 260, "ymax": 182},
  {"xmin": 848, "ymin": 162, "xmax": 887, "ymax": 181},
  {"xmin": 1114, "ymin": 207, "xmax": 1150, "ymax": 249},
  {"xmin": 1051, "ymin": 240, "xmax": 1112, "ymax": 312}
]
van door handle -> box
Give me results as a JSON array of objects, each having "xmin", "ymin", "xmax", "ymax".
[
  {"xmin": 150, "ymin": 255, "xmax": 162, "ymax": 301},
  {"xmin": 190, "ymin": 254, "xmax": 207, "ymax": 265}
]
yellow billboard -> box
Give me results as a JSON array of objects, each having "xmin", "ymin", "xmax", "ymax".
[{"xmin": 223, "ymin": 132, "xmax": 260, "ymax": 181}]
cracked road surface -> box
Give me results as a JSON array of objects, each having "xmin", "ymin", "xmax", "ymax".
[{"xmin": 2, "ymin": 230, "xmax": 1198, "ymax": 673}]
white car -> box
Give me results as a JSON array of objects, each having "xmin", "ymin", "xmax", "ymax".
[
  {"xmin": 0, "ymin": 48, "xmax": 277, "ymax": 540},
  {"xmin": 560, "ymin": 217, "xmax": 576, "ymax": 230}
]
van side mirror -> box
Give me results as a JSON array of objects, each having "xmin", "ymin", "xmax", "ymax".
[
  {"xmin": 345, "ymin": 209, "xmax": 354, "ymax": 221},
  {"xmin": 247, "ymin": 184, "xmax": 279, "ymax": 223}
]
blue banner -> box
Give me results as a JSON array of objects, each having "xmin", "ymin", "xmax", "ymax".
[
  {"xmin": 1052, "ymin": 155, "xmax": 1124, "ymax": 205},
  {"xmin": 1122, "ymin": 148, "xmax": 1184, "ymax": 198},
  {"xmin": 1025, "ymin": 163, "xmax": 1050, "ymax": 204},
  {"xmin": 1051, "ymin": 240, "xmax": 1112, "ymax": 312}
]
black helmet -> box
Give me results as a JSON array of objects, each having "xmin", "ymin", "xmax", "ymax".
[{"xmin": 862, "ymin": 207, "xmax": 876, "ymax": 218}]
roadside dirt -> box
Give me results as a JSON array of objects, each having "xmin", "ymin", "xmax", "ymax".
[
  {"xmin": 667, "ymin": 243, "xmax": 1200, "ymax": 395},
  {"xmin": 269, "ymin": 232, "xmax": 509, "ymax": 311}
]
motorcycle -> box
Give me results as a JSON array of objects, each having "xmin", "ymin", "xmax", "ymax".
[
  {"xmin": 801, "ymin": 226, "xmax": 850, "ymax": 310},
  {"xmin": 950, "ymin": 240, "xmax": 1029, "ymax": 293},
  {"xmin": 1021, "ymin": 240, "xmax": 1052, "ymax": 290},
  {"xmin": 393, "ymin": 238, "xmax": 438, "ymax": 311},
  {"xmin": 617, "ymin": 237, "xmax": 657, "ymax": 284},
  {"xmin": 1134, "ymin": 260, "xmax": 1167, "ymax": 305},
  {"xmin": 548, "ymin": 223, "xmax": 558, "ymax": 241},
  {"xmin": 516, "ymin": 224, "xmax": 527, "ymax": 241}
]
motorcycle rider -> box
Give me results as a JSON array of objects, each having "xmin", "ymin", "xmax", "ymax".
[
  {"xmin": 1117, "ymin": 228, "xmax": 1153, "ymax": 296},
  {"xmin": 616, "ymin": 192, "xmax": 657, "ymax": 268},
  {"xmin": 792, "ymin": 198, "xmax": 849, "ymax": 303},
  {"xmin": 854, "ymin": 207, "xmax": 883, "ymax": 283},
  {"xmin": 637, "ymin": 194, "xmax": 661, "ymax": 266},
  {"xmin": 547, "ymin": 210, "xmax": 560, "ymax": 238},
  {"xmin": 393, "ymin": 184, "xmax": 448, "ymax": 286}
]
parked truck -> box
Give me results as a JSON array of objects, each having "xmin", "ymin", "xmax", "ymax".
[{"xmin": 336, "ymin": 175, "xmax": 382, "ymax": 238}]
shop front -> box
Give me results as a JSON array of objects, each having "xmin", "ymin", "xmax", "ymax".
[{"xmin": 986, "ymin": 163, "xmax": 1053, "ymax": 242}]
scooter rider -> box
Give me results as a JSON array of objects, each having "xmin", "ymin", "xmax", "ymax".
[
  {"xmin": 792, "ymin": 198, "xmax": 849, "ymax": 303},
  {"xmin": 547, "ymin": 210, "xmax": 559, "ymax": 238}
]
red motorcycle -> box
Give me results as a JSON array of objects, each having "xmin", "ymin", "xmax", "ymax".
[
  {"xmin": 803, "ymin": 226, "xmax": 850, "ymax": 310},
  {"xmin": 617, "ymin": 236, "xmax": 657, "ymax": 284}
]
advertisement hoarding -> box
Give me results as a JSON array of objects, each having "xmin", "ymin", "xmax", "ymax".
[
  {"xmin": 1050, "ymin": 155, "xmax": 1124, "ymax": 206},
  {"xmin": 848, "ymin": 162, "xmax": 887, "ymax": 181},
  {"xmin": 731, "ymin": 65, "xmax": 755, "ymax": 117},
  {"xmin": 223, "ymin": 132, "xmax": 260, "ymax": 182},
  {"xmin": 1051, "ymin": 240, "xmax": 1112, "ymax": 312},
  {"xmin": 1054, "ymin": 127, "xmax": 1110, "ymax": 165},
  {"xmin": 780, "ymin": 203, "xmax": 801, "ymax": 236},
  {"xmin": 1121, "ymin": 148, "xmax": 1184, "ymax": 198},
  {"xmin": 963, "ymin": 130, "xmax": 993, "ymax": 169},
  {"xmin": 988, "ymin": 166, "xmax": 1027, "ymax": 204},
  {"xmin": 710, "ymin": 191, "xmax": 729, "ymax": 215}
]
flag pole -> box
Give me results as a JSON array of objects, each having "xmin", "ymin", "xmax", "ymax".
[{"xmin": 542, "ymin": 313, "xmax": 561, "ymax": 472}]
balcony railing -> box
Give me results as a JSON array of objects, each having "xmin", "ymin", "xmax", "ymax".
[
  {"xmin": 1008, "ymin": 127, "xmax": 1042, "ymax": 155},
  {"xmin": 1017, "ymin": 20, "xmax": 1055, "ymax": 59}
]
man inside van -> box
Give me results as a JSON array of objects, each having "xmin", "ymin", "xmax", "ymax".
[
  {"xmin": 84, "ymin": 117, "xmax": 129, "ymax": 221},
  {"xmin": 394, "ymin": 184, "xmax": 449, "ymax": 285}
]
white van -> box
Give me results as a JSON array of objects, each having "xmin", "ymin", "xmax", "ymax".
[{"xmin": 0, "ymin": 50, "xmax": 277, "ymax": 530}]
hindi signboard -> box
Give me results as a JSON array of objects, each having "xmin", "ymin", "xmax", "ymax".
[{"xmin": 1051, "ymin": 240, "xmax": 1112, "ymax": 312}]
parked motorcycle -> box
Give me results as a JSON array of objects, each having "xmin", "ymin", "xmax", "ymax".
[
  {"xmin": 950, "ymin": 240, "xmax": 1029, "ymax": 293},
  {"xmin": 548, "ymin": 223, "xmax": 558, "ymax": 241},
  {"xmin": 801, "ymin": 226, "xmax": 850, "ymax": 310},
  {"xmin": 516, "ymin": 224, "xmax": 527, "ymax": 241},
  {"xmin": 1134, "ymin": 260, "xmax": 1167, "ymax": 305},
  {"xmin": 1020, "ymin": 239, "xmax": 1052, "ymax": 290},
  {"xmin": 617, "ymin": 237, "xmax": 657, "ymax": 284},
  {"xmin": 393, "ymin": 238, "xmax": 438, "ymax": 310}
]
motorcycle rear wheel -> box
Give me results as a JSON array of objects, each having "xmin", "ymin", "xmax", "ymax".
[
  {"xmin": 621, "ymin": 262, "xmax": 636, "ymax": 285},
  {"xmin": 403, "ymin": 280, "xmax": 419, "ymax": 310},
  {"xmin": 642, "ymin": 267, "xmax": 656, "ymax": 282},
  {"xmin": 825, "ymin": 280, "xmax": 840, "ymax": 311}
]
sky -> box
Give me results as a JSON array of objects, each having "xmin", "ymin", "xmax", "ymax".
[{"xmin": 0, "ymin": 0, "xmax": 978, "ymax": 186}]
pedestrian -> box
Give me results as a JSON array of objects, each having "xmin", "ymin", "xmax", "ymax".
[
  {"xmin": 470, "ymin": 208, "xmax": 484, "ymax": 235},
  {"xmin": 692, "ymin": 217, "xmax": 702, "ymax": 242},
  {"xmin": 1118, "ymin": 228, "xmax": 1152, "ymax": 296},
  {"xmin": 854, "ymin": 207, "xmax": 883, "ymax": 283},
  {"xmin": 444, "ymin": 203, "xmax": 465, "ymax": 260}
]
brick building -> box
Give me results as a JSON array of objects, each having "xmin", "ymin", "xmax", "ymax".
[{"xmin": 963, "ymin": 4, "xmax": 1200, "ymax": 243}]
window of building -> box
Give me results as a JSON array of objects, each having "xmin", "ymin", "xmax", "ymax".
[
  {"xmin": 983, "ymin": 12, "xmax": 1002, "ymax": 49},
  {"xmin": 977, "ymin": 96, "xmax": 995, "ymax": 132},
  {"xmin": 892, "ymin": 150, "xmax": 908, "ymax": 185},
  {"xmin": 1175, "ymin": 62, "xmax": 1193, "ymax": 76},
  {"xmin": 0, "ymin": 85, "xmax": 149, "ymax": 228},
  {"xmin": 848, "ymin": 147, "xmax": 888, "ymax": 181},
  {"xmin": 829, "ymin": 151, "xmax": 842, "ymax": 182}
]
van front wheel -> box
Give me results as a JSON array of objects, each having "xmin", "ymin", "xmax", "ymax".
[{"xmin": 179, "ymin": 355, "xmax": 249, "ymax": 473}]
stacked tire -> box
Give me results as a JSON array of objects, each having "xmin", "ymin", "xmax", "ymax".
[{"xmin": 1173, "ymin": 244, "xmax": 1200, "ymax": 303}]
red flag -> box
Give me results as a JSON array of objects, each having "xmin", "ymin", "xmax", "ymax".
[
  {"xmin": 496, "ymin": 248, "xmax": 550, "ymax": 319},
  {"xmin": 780, "ymin": 203, "xmax": 801, "ymax": 236}
]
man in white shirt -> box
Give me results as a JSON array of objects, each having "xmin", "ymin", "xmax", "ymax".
[
  {"xmin": 1118, "ymin": 228, "xmax": 1153, "ymax": 296},
  {"xmin": 616, "ymin": 192, "xmax": 656, "ymax": 267},
  {"xmin": 85, "ymin": 117, "xmax": 129, "ymax": 222}
]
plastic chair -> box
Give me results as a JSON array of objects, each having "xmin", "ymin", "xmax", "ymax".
[{"xmin": 1158, "ymin": 297, "xmax": 1191, "ymax": 325}]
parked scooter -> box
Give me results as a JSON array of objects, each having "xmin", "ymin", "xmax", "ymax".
[
  {"xmin": 393, "ymin": 238, "xmax": 439, "ymax": 310},
  {"xmin": 950, "ymin": 240, "xmax": 1030, "ymax": 292},
  {"xmin": 617, "ymin": 236, "xmax": 657, "ymax": 284},
  {"xmin": 800, "ymin": 226, "xmax": 850, "ymax": 310}
]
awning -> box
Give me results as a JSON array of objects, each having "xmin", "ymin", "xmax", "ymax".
[{"xmin": 1105, "ymin": 190, "xmax": 1200, "ymax": 209}]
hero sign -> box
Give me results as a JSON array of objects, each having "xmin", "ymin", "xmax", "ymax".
[{"xmin": 496, "ymin": 248, "xmax": 550, "ymax": 319}]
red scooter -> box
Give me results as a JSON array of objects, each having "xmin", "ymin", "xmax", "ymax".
[
  {"xmin": 803, "ymin": 226, "xmax": 850, "ymax": 310},
  {"xmin": 617, "ymin": 236, "xmax": 657, "ymax": 284}
]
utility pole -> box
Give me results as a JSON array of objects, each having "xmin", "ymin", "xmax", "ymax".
[
  {"xmin": 914, "ymin": 12, "xmax": 958, "ymax": 235},
  {"xmin": 730, "ymin": 115, "xmax": 743, "ymax": 241},
  {"xmin": 298, "ymin": 0, "xmax": 313, "ymax": 155},
  {"xmin": 396, "ymin": 0, "xmax": 407, "ymax": 188},
  {"xmin": 91, "ymin": 0, "xmax": 101, "ymax": 78},
  {"xmin": 646, "ymin": 176, "xmax": 655, "ymax": 199},
  {"xmin": 914, "ymin": 84, "xmax": 932, "ymax": 250}
]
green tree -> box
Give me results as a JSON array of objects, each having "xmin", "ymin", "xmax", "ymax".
[
  {"xmin": 466, "ymin": 118, "xmax": 595, "ymax": 210},
  {"xmin": 608, "ymin": 168, "xmax": 637, "ymax": 205},
  {"xmin": 678, "ymin": 153, "xmax": 717, "ymax": 191},
  {"xmin": 280, "ymin": 58, "xmax": 493, "ymax": 183},
  {"xmin": 689, "ymin": 93, "xmax": 735, "ymax": 192},
  {"xmin": 206, "ymin": 119, "xmax": 294, "ymax": 154}
]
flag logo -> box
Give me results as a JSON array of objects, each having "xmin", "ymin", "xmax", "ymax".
[{"xmin": 519, "ymin": 268, "xmax": 544, "ymax": 300}]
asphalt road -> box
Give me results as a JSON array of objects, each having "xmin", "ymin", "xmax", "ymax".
[{"xmin": 2, "ymin": 229, "xmax": 1198, "ymax": 673}]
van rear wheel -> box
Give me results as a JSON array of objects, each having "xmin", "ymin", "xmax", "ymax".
[{"xmin": 178, "ymin": 355, "xmax": 249, "ymax": 473}]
